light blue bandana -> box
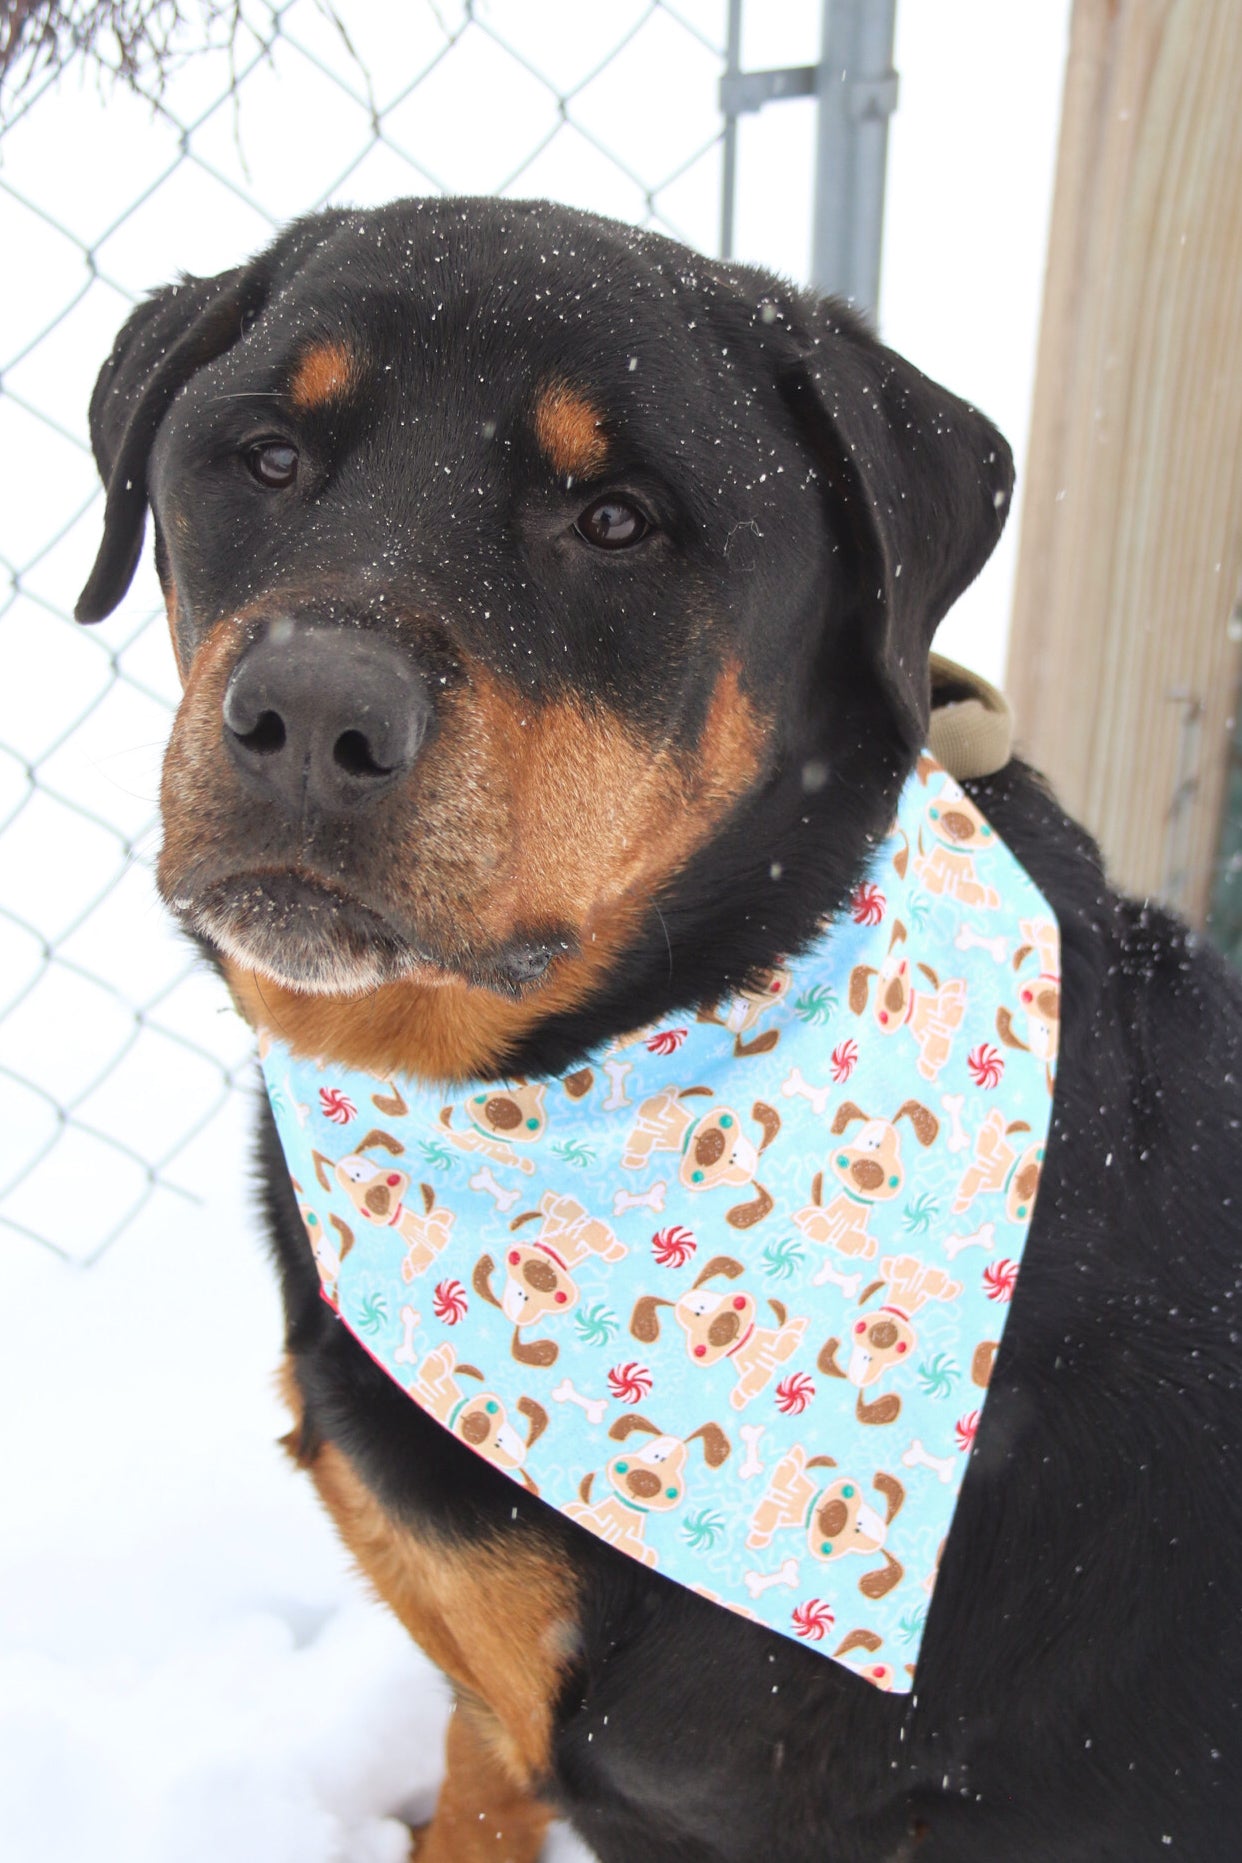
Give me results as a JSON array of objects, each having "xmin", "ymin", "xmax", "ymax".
[{"xmin": 262, "ymin": 754, "xmax": 1058, "ymax": 1691}]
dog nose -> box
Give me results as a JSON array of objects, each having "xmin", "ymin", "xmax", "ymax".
[{"xmin": 222, "ymin": 623, "xmax": 431, "ymax": 812}]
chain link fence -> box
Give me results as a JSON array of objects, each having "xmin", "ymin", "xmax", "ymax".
[{"xmin": 1, "ymin": 0, "xmax": 765, "ymax": 1264}]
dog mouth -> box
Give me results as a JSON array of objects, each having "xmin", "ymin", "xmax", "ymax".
[{"xmin": 170, "ymin": 868, "xmax": 571, "ymax": 997}]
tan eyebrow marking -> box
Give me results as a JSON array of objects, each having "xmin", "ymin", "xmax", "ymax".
[
  {"xmin": 289, "ymin": 340, "xmax": 359, "ymax": 411},
  {"xmin": 532, "ymin": 381, "xmax": 609, "ymax": 478}
]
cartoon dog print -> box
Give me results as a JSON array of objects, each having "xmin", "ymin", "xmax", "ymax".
[
  {"xmin": 848, "ymin": 920, "xmax": 967, "ymax": 1082},
  {"xmin": 622, "ymin": 1087, "xmax": 781, "ymax": 1228},
  {"xmin": 911, "ymin": 772, "xmax": 1002, "ymax": 910},
  {"xmin": 817, "ymin": 1254, "xmax": 963, "ymax": 1425},
  {"xmin": 472, "ymin": 1189, "xmax": 628, "ymax": 1367},
  {"xmin": 629, "ymin": 1253, "xmax": 808, "ymax": 1410},
  {"xmin": 291, "ymin": 1177, "xmax": 352, "ymax": 1308},
  {"xmin": 951, "ymin": 1109, "xmax": 1044, "ymax": 1223},
  {"xmin": 831, "ymin": 1628, "xmax": 904, "ymax": 1690},
  {"xmin": 794, "ymin": 1097, "xmax": 940, "ymax": 1265},
  {"xmin": 438, "ymin": 1082, "xmax": 549, "ymax": 1174},
  {"xmin": 566, "ymin": 1413, "xmax": 731, "ymax": 1568},
  {"xmin": 408, "ymin": 1342, "xmax": 549, "ymax": 1494},
  {"xmin": 697, "ymin": 966, "xmax": 793, "ymax": 1057},
  {"xmin": 746, "ymin": 1444, "xmax": 906, "ymax": 1600},
  {"xmin": 312, "ymin": 1129, "xmax": 455, "ymax": 1282},
  {"xmin": 996, "ymin": 916, "xmax": 1061, "ymax": 1093}
]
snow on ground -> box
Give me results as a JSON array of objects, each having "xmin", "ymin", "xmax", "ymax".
[{"xmin": 0, "ymin": 1082, "xmax": 593, "ymax": 1862}]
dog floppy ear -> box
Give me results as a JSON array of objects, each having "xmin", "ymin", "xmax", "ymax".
[
  {"xmin": 77, "ymin": 261, "xmax": 272, "ymax": 624},
  {"xmin": 777, "ymin": 297, "xmax": 1014, "ymax": 752}
]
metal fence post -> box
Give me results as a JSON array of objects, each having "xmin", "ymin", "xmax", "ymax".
[
  {"xmin": 811, "ymin": 0, "xmax": 899, "ymax": 315},
  {"xmin": 718, "ymin": 0, "xmax": 899, "ymax": 317}
]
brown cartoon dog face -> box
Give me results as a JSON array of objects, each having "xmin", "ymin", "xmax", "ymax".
[
  {"xmin": 849, "ymin": 922, "xmax": 911, "ymax": 1031},
  {"xmin": 924, "ymin": 782, "xmax": 997, "ymax": 854},
  {"xmin": 676, "ymin": 1102, "xmax": 780, "ymax": 1227},
  {"xmin": 631, "ymin": 1255, "xmax": 755, "ymax": 1366},
  {"xmin": 809, "ymin": 1474, "xmax": 902, "ymax": 1572},
  {"xmin": 316, "ymin": 1129, "xmax": 410, "ymax": 1223},
  {"xmin": 497, "ymin": 1241, "xmax": 578, "ymax": 1326},
  {"xmin": 465, "ymin": 1083, "xmax": 548, "ymax": 1144},
  {"xmin": 451, "ymin": 1390, "xmax": 547, "ymax": 1475},
  {"xmin": 827, "ymin": 1099, "xmax": 939, "ymax": 1206},
  {"xmin": 604, "ymin": 1415, "xmax": 731, "ymax": 1513},
  {"xmin": 680, "ymin": 1106, "xmax": 759, "ymax": 1190},
  {"xmin": 1016, "ymin": 978, "xmax": 1060, "ymax": 1062},
  {"xmin": 1006, "ymin": 1142, "xmax": 1044, "ymax": 1224},
  {"xmin": 844, "ymin": 1307, "xmax": 915, "ymax": 1387}
]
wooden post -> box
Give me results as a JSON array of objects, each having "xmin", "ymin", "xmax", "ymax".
[{"xmin": 1007, "ymin": 0, "xmax": 1242, "ymax": 924}]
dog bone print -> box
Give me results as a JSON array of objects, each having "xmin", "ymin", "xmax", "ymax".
[
  {"xmin": 811, "ymin": 1258, "xmax": 864, "ymax": 1298},
  {"xmin": 954, "ymin": 925, "xmax": 1008, "ymax": 963},
  {"xmin": 613, "ymin": 1182, "xmax": 667, "ymax": 1216},
  {"xmin": 551, "ymin": 1377, "xmax": 609, "ymax": 1425},
  {"xmin": 940, "ymin": 1092, "xmax": 970, "ymax": 1155},
  {"xmin": 944, "ymin": 1220, "xmax": 996, "ymax": 1261},
  {"xmin": 744, "ymin": 1557, "xmax": 801, "ymax": 1599},
  {"xmin": 739, "ymin": 1422, "xmax": 766, "ymax": 1480},
  {"xmin": 469, "ymin": 1164, "xmax": 522, "ymax": 1213},
  {"xmin": 781, "ymin": 1065, "xmax": 832, "ymax": 1117},
  {"xmin": 394, "ymin": 1304, "xmax": 420, "ymax": 1365},
  {"xmin": 601, "ymin": 1057, "xmax": 633, "ymax": 1111},
  {"xmin": 902, "ymin": 1438, "xmax": 956, "ymax": 1483}
]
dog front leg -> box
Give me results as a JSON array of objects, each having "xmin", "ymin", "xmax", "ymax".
[{"xmin": 413, "ymin": 1694, "xmax": 552, "ymax": 1863}]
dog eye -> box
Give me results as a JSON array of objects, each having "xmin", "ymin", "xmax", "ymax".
[
  {"xmin": 246, "ymin": 442, "xmax": 299, "ymax": 489},
  {"xmin": 574, "ymin": 497, "xmax": 649, "ymax": 550}
]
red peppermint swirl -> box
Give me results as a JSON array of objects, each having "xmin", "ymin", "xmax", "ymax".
[
  {"xmin": 775, "ymin": 1371, "xmax": 816, "ymax": 1415},
  {"xmin": 982, "ymin": 1258, "xmax": 1018, "ymax": 1303},
  {"xmin": 607, "ymin": 1361, "xmax": 653, "ymax": 1404},
  {"xmin": 651, "ymin": 1225, "xmax": 696, "ymax": 1268},
  {"xmin": 433, "ymin": 1279, "xmax": 468, "ymax": 1324},
  {"xmin": 955, "ymin": 1409, "xmax": 981, "ymax": 1453},
  {"xmin": 792, "ymin": 1598, "xmax": 835, "ymax": 1640},
  {"xmin": 645, "ymin": 1028, "xmax": 688, "ymax": 1056},
  {"xmin": 318, "ymin": 1087, "xmax": 356, "ymax": 1124},
  {"xmin": 850, "ymin": 881, "xmax": 886, "ymax": 926},
  {"xmin": 967, "ymin": 1043, "xmax": 1004, "ymax": 1089},
  {"xmin": 830, "ymin": 1039, "xmax": 859, "ymax": 1083}
]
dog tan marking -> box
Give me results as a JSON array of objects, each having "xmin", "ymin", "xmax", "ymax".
[
  {"xmin": 308, "ymin": 1438, "xmax": 577, "ymax": 1790},
  {"xmin": 413, "ymin": 1695, "xmax": 553, "ymax": 1863},
  {"xmin": 194, "ymin": 650, "xmax": 766, "ymax": 1081},
  {"xmin": 532, "ymin": 381, "xmax": 608, "ymax": 478},
  {"xmin": 289, "ymin": 339, "xmax": 358, "ymax": 411}
]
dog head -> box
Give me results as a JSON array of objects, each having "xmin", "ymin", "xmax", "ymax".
[
  {"xmin": 827, "ymin": 1097, "xmax": 938, "ymax": 1204},
  {"xmin": 495, "ymin": 1241, "xmax": 578, "ymax": 1327},
  {"xmin": 314, "ymin": 1128, "xmax": 410, "ymax": 1223},
  {"xmin": 78, "ymin": 201, "xmax": 1012, "ymax": 1082},
  {"xmin": 463, "ymin": 1083, "xmax": 548, "ymax": 1143},
  {"xmin": 603, "ymin": 1413, "xmax": 731, "ymax": 1513},
  {"xmin": 630, "ymin": 1254, "xmax": 755, "ymax": 1364}
]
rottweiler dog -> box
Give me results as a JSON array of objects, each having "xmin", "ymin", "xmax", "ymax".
[{"xmin": 78, "ymin": 199, "xmax": 1241, "ymax": 1861}]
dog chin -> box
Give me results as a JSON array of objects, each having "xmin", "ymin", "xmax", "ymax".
[{"xmin": 175, "ymin": 874, "xmax": 421, "ymax": 997}]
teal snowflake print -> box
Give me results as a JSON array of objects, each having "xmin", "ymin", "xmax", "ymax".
[
  {"xmin": 908, "ymin": 890, "xmax": 932, "ymax": 931},
  {"xmin": 792, "ymin": 984, "xmax": 838, "ymax": 1027},
  {"xmin": 916, "ymin": 1352, "xmax": 960, "ymax": 1399},
  {"xmin": 417, "ymin": 1137, "xmax": 454, "ymax": 1171},
  {"xmin": 574, "ymin": 1302, "xmax": 619, "ymax": 1347},
  {"xmin": 553, "ymin": 1138, "xmax": 596, "ymax": 1170},
  {"xmin": 355, "ymin": 1289, "xmax": 390, "ymax": 1337},
  {"xmin": 761, "ymin": 1235, "xmax": 805, "ymax": 1281},
  {"xmin": 902, "ymin": 1191, "xmax": 940, "ymax": 1236},
  {"xmin": 897, "ymin": 1606, "xmax": 927, "ymax": 1646},
  {"xmin": 680, "ymin": 1508, "xmax": 726, "ymax": 1552}
]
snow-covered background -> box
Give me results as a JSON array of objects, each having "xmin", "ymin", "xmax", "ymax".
[{"xmin": 0, "ymin": 3, "xmax": 1069, "ymax": 1856}]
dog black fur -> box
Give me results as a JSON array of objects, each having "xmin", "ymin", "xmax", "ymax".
[{"xmin": 80, "ymin": 199, "xmax": 1242, "ymax": 1862}]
